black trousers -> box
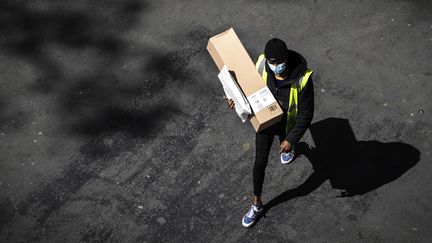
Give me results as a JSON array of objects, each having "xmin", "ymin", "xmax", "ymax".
[{"xmin": 253, "ymin": 120, "xmax": 287, "ymax": 197}]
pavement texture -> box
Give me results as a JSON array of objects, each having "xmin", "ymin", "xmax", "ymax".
[{"xmin": 0, "ymin": 0, "xmax": 431, "ymax": 242}]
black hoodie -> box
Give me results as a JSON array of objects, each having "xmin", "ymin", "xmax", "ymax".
[{"xmin": 264, "ymin": 50, "xmax": 314, "ymax": 145}]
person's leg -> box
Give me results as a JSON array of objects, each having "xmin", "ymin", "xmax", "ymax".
[
  {"xmin": 252, "ymin": 131, "xmax": 274, "ymax": 206},
  {"xmin": 243, "ymin": 129, "xmax": 276, "ymax": 227}
]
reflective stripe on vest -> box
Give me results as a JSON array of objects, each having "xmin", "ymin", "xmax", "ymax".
[
  {"xmin": 256, "ymin": 54, "xmax": 268, "ymax": 82},
  {"xmin": 255, "ymin": 53, "xmax": 314, "ymax": 133}
]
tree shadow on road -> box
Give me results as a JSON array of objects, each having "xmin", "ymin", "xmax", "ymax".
[
  {"xmin": 257, "ymin": 117, "xmax": 420, "ymax": 224},
  {"xmin": 0, "ymin": 0, "xmax": 150, "ymax": 132},
  {"xmin": 0, "ymin": 0, "xmax": 213, "ymax": 139},
  {"xmin": 0, "ymin": 1, "xmax": 215, "ymax": 235}
]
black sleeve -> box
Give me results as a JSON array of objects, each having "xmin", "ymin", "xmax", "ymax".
[{"xmin": 285, "ymin": 78, "xmax": 314, "ymax": 145}]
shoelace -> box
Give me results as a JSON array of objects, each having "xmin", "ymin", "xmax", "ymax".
[
  {"xmin": 246, "ymin": 206, "xmax": 259, "ymax": 218},
  {"xmin": 282, "ymin": 152, "xmax": 293, "ymax": 160}
]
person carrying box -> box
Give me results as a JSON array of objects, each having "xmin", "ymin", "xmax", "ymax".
[{"xmin": 225, "ymin": 38, "xmax": 315, "ymax": 227}]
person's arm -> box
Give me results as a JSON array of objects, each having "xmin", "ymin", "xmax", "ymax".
[{"xmin": 285, "ymin": 78, "xmax": 314, "ymax": 146}]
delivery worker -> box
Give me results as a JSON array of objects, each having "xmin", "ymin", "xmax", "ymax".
[{"xmin": 225, "ymin": 38, "xmax": 314, "ymax": 227}]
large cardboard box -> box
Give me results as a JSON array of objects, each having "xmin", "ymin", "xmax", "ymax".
[{"xmin": 207, "ymin": 28, "xmax": 283, "ymax": 132}]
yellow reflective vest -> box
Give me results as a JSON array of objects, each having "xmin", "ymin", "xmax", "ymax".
[{"xmin": 255, "ymin": 54, "xmax": 314, "ymax": 132}]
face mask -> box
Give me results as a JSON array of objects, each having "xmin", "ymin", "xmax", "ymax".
[{"xmin": 268, "ymin": 62, "xmax": 286, "ymax": 75}]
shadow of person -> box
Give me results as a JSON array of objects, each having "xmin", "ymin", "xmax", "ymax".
[{"xmin": 257, "ymin": 117, "xmax": 420, "ymax": 223}]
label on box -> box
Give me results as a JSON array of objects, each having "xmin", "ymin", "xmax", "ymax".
[{"xmin": 247, "ymin": 87, "xmax": 277, "ymax": 113}]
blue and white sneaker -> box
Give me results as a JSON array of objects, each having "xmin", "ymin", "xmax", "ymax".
[
  {"xmin": 280, "ymin": 151, "xmax": 295, "ymax": 164},
  {"xmin": 242, "ymin": 204, "xmax": 263, "ymax": 227}
]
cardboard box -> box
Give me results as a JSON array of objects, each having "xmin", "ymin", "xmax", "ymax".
[{"xmin": 207, "ymin": 28, "xmax": 283, "ymax": 132}]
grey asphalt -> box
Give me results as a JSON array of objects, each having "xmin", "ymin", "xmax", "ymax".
[{"xmin": 1, "ymin": 0, "xmax": 431, "ymax": 242}]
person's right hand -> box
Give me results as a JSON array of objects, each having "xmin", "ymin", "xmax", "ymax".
[{"xmin": 223, "ymin": 96, "xmax": 235, "ymax": 110}]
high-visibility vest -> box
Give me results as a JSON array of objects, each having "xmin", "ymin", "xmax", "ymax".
[{"xmin": 255, "ymin": 54, "xmax": 314, "ymax": 132}]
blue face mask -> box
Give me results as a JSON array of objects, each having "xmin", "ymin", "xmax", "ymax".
[{"xmin": 268, "ymin": 62, "xmax": 286, "ymax": 75}]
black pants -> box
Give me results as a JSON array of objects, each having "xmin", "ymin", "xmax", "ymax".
[{"xmin": 253, "ymin": 120, "xmax": 288, "ymax": 197}]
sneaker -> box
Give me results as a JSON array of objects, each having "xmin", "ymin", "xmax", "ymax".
[
  {"xmin": 242, "ymin": 204, "xmax": 263, "ymax": 227},
  {"xmin": 280, "ymin": 151, "xmax": 295, "ymax": 164}
]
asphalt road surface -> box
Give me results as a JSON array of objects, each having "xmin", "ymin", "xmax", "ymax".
[{"xmin": 1, "ymin": 0, "xmax": 431, "ymax": 242}]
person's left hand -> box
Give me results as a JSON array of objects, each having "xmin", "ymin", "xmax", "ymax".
[{"xmin": 279, "ymin": 140, "xmax": 292, "ymax": 153}]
